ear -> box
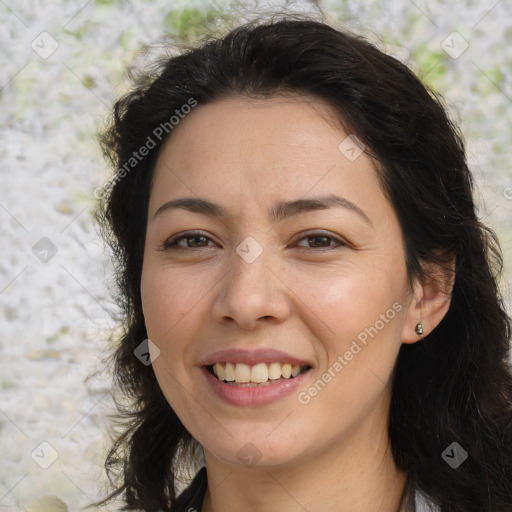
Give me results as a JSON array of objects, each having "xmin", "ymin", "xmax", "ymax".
[{"xmin": 401, "ymin": 256, "xmax": 456, "ymax": 344}]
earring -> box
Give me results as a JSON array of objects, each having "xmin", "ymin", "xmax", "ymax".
[{"xmin": 414, "ymin": 323, "xmax": 423, "ymax": 337}]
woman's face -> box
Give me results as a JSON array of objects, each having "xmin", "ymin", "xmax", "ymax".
[{"xmin": 141, "ymin": 94, "xmax": 419, "ymax": 470}]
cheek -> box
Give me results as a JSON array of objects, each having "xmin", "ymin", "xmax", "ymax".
[
  {"xmin": 140, "ymin": 270, "xmax": 196, "ymax": 405},
  {"xmin": 293, "ymin": 261, "xmax": 408, "ymax": 367},
  {"xmin": 298, "ymin": 262, "xmax": 398, "ymax": 324},
  {"xmin": 140, "ymin": 268, "xmax": 194, "ymax": 349}
]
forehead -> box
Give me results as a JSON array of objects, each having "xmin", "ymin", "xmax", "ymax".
[
  {"xmin": 149, "ymin": 94, "xmax": 387, "ymax": 223},
  {"xmin": 156, "ymin": 94, "xmax": 347, "ymax": 167}
]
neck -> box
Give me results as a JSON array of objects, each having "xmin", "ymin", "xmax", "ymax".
[{"xmin": 201, "ymin": 399, "xmax": 408, "ymax": 512}]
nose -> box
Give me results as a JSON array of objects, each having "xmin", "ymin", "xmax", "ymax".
[{"xmin": 211, "ymin": 246, "xmax": 291, "ymax": 330}]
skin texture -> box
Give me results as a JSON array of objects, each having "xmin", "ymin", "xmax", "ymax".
[{"xmin": 140, "ymin": 95, "xmax": 453, "ymax": 512}]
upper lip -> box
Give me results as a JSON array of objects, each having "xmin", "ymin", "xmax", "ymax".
[{"xmin": 200, "ymin": 348, "xmax": 313, "ymax": 368}]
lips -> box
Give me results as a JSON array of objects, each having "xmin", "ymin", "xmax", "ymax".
[
  {"xmin": 200, "ymin": 348, "xmax": 313, "ymax": 368},
  {"xmin": 200, "ymin": 348, "xmax": 313, "ymax": 405}
]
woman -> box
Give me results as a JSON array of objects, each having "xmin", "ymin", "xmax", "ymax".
[{"xmin": 88, "ymin": 14, "xmax": 512, "ymax": 512}]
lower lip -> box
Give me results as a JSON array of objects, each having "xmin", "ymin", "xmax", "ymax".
[{"xmin": 201, "ymin": 366, "xmax": 311, "ymax": 407}]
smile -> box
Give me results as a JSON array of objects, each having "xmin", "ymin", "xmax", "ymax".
[
  {"xmin": 208, "ymin": 362, "xmax": 311, "ymax": 386},
  {"xmin": 200, "ymin": 348, "xmax": 314, "ymax": 405}
]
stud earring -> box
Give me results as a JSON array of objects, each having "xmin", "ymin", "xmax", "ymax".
[{"xmin": 414, "ymin": 323, "xmax": 423, "ymax": 337}]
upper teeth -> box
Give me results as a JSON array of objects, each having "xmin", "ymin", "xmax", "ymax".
[{"xmin": 212, "ymin": 362, "xmax": 306, "ymax": 383}]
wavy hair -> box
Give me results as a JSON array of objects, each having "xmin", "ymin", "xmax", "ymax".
[{"xmin": 88, "ymin": 13, "xmax": 512, "ymax": 512}]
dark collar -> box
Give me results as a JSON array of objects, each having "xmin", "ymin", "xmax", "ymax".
[{"xmin": 172, "ymin": 466, "xmax": 208, "ymax": 512}]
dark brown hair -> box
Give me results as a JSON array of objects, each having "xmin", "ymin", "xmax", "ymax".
[{"xmin": 89, "ymin": 13, "xmax": 512, "ymax": 512}]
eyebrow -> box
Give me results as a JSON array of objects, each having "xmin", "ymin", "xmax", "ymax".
[{"xmin": 153, "ymin": 194, "xmax": 373, "ymax": 227}]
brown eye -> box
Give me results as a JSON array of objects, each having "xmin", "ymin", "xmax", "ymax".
[
  {"xmin": 160, "ymin": 230, "xmax": 347, "ymax": 252},
  {"xmin": 294, "ymin": 231, "xmax": 346, "ymax": 250},
  {"xmin": 162, "ymin": 231, "xmax": 215, "ymax": 250}
]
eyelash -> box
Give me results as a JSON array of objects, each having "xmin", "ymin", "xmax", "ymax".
[{"xmin": 160, "ymin": 230, "xmax": 348, "ymax": 252}]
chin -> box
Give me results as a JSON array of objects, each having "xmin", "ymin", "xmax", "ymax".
[{"xmin": 203, "ymin": 432, "xmax": 305, "ymax": 470}]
